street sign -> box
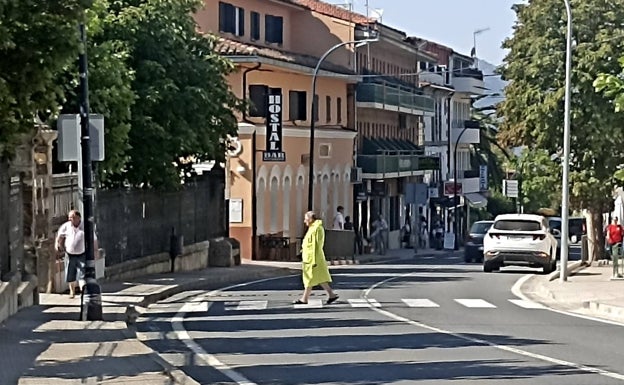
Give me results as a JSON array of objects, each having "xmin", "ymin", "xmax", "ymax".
[
  {"xmin": 405, "ymin": 183, "xmax": 428, "ymax": 205},
  {"xmin": 444, "ymin": 181, "xmax": 462, "ymax": 196},
  {"xmin": 479, "ymin": 165, "xmax": 488, "ymax": 191},
  {"xmin": 57, "ymin": 114, "xmax": 105, "ymax": 162},
  {"xmin": 503, "ymin": 179, "xmax": 519, "ymax": 198},
  {"xmin": 262, "ymin": 88, "xmax": 286, "ymax": 162}
]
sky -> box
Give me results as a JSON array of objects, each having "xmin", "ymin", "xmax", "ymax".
[{"xmin": 327, "ymin": 0, "xmax": 520, "ymax": 65}]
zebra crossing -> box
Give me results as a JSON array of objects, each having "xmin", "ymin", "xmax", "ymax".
[{"xmin": 213, "ymin": 298, "xmax": 545, "ymax": 311}]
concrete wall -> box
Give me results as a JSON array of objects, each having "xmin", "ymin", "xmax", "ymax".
[
  {"xmin": 0, "ymin": 273, "xmax": 38, "ymax": 324},
  {"xmin": 103, "ymin": 241, "xmax": 210, "ymax": 282}
]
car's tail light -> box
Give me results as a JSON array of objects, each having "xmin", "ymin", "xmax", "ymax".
[{"xmin": 533, "ymin": 234, "xmax": 546, "ymax": 240}]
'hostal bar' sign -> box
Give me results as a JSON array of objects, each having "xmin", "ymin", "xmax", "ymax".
[{"xmin": 263, "ymin": 88, "xmax": 286, "ymax": 162}]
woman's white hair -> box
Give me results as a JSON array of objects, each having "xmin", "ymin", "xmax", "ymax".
[{"xmin": 305, "ymin": 211, "xmax": 318, "ymax": 221}]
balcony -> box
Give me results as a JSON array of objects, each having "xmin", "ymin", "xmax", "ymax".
[
  {"xmin": 356, "ymin": 83, "xmax": 435, "ymax": 114},
  {"xmin": 357, "ymin": 137, "xmax": 439, "ymax": 178},
  {"xmin": 450, "ymin": 128, "xmax": 480, "ymax": 145},
  {"xmin": 452, "ymin": 68, "xmax": 486, "ymax": 95}
]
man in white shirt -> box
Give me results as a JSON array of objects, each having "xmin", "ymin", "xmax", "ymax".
[
  {"xmin": 333, "ymin": 206, "xmax": 345, "ymax": 230},
  {"xmin": 55, "ymin": 210, "xmax": 97, "ymax": 298}
]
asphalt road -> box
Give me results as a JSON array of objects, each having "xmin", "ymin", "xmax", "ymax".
[{"xmin": 137, "ymin": 252, "xmax": 624, "ymax": 384}]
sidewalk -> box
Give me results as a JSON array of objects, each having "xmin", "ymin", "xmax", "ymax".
[{"xmin": 519, "ymin": 260, "xmax": 624, "ymax": 324}]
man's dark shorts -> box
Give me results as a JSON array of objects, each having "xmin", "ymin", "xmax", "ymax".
[{"xmin": 66, "ymin": 253, "xmax": 86, "ymax": 282}]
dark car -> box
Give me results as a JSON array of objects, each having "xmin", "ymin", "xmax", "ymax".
[
  {"xmin": 465, "ymin": 220, "xmax": 494, "ymax": 263},
  {"xmin": 548, "ymin": 216, "xmax": 587, "ymax": 258}
]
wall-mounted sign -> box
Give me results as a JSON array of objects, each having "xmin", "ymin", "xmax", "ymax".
[
  {"xmin": 263, "ymin": 88, "xmax": 286, "ymax": 162},
  {"xmin": 229, "ymin": 198, "xmax": 243, "ymax": 223},
  {"xmin": 444, "ymin": 181, "xmax": 462, "ymax": 196},
  {"xmin": 479, "ymin": 165, "xmax": 488, "ymax": 191}
]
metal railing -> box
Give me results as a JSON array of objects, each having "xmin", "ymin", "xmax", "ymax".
[{"xmin": 356, "ymin": 83, "xmax": 435, "ymax": 112}]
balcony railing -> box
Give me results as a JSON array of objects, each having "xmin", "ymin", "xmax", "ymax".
[
  {"xmin": 357, "ymin": 154, "xmax": 440, "ymax": 175},
  {"xmin": 356, "ymin": 83, "xmax": 435, "ymax": 112}
]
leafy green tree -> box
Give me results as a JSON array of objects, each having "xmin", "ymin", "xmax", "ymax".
[
  {"xmin": 498, "ymin": 0, "xmax": 624, "ymax": 259},
  {"xmin": 58, "ymin": 0, "xmax": 136, "ymax": 182},
  {"xmin": 470, "ymin": 105, "xmax": 509, "ymax": 191},
  {"xmin": 595, "ymin": 57, "xmax": 624, "ymax": 184},
  {"xmin": 512, "ymin": 148, "xmax": 562, "ymax": 214},
  {"xmin": 101, "ymin": 0, "xmax": 243, "ymax": 188},
  {"xmin": 486, "ymin": 190, "xmax": 516, "ymax": 218},
  {"xmin": 0, "ymin": 0, "xmax": 92, "ymax": 158}
]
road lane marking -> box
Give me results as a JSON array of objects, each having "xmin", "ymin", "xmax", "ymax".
[
  {"xmin": 225, "ymin": 300, "xmax": 268, "ymax": 311},
  {"xmin": 455, "ymin": 298, "xmax": 497, "ymax": 308},
  {"xmin": 508, "ymin": 298, "xmax": 545, "ymax": 309},
  {"xmin": 402, "ymin": 299, "xmax": 440, "ymax": 308},
  {"xmin": 293, "ymin": 299, "xmax": 323, "ymax": 309},
  {"xmin": 363, "ymin": 272, "xmax": 624, "ymax": 382},
  {"xmin": 349, "ymin": 298, "xmax": 381, "ymax": 307}
]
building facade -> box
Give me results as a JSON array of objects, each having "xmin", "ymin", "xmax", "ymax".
[{"xmin": 195, "ymin": 0, "xmax": 359, "ymax": 260}]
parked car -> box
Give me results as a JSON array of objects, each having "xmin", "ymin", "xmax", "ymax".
[
  {"xmin": 464, "ymin": 220, "xmax": 494, "ymax": 263},
  {"xmin": 548, "ymin": 216, "xmax": 586, "ymax": 258},
  {"xmin": 483, "ymin": 214, "xmax": 559, "ymax": 274}
]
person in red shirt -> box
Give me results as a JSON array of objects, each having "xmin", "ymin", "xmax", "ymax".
[{"xmin": 607, "ymin": 217, "xmax": 624, "ymax": 257}]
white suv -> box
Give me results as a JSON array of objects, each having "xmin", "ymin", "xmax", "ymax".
[{"xmin": 483, "ymin": 214, "xmax": 559, "ymax": 273}]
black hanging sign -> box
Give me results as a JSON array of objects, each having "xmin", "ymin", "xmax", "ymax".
[{"xmin": 263, "ymin": 88, "xmax": 286, "ymax": 162}]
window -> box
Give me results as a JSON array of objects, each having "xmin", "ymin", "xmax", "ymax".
[
  {"xmin": 319, "ymin": 144, "xmax": 331, "ymax": 158},
  {"xmin": 265, "ymin": 15, "xmax": 283, "ymax": 44},
  {"xmin": 289, "ymin": 91, "xmax": 307, "ymax": 121},
  {"xmin": 313, "ymin": 94, "xmax": 319, "ymax": 122},
  {"xmin": 219, "ymin": 2, "xmax": 244, "ymax": 36},
  {"xmin": 494, "ymin": 220, "xmax": 541, "ymax": 232},
  {"xmin": 249, "ymin": 85, "xmax": 268, "ymax": 118},
  {"xmin": 336, "ymin": 97, "xmax": 342, "ymax": 124},
  {"xmin": 250, "ymin": 12, "xmax": 260, "ymax": 40},
  {"xmin": 326, "ymin": 96, "xmax": 331, "ymax": 122},
  {"xmin": 398, "ymin": 113, "xmax": 407, "ymax": 129}
]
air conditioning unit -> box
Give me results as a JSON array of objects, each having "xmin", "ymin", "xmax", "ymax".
[{"xmin": 350, "ymin": 167, "xmax": 362, "ymax": 183}]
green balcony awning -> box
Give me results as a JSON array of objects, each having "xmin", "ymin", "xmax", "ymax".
[{"xmin": 362, "ymin": 137, "xmax": 423, "ymax": 155}]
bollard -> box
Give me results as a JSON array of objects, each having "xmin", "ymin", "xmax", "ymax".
[
  {"xmin": 580, "ymin": 235, "xmax": 589, "ymax": 263},
  {"xmin": 169, "ymin": 227, "xmax": 184, "ymax": 273},
  {"xmin": 80, "ymin": 276, "xmax": 103, "ymax": 321}
]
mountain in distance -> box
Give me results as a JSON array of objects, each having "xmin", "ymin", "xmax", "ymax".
[{"xmin": 475, "ymin": 59, "xmax": 507, "ymax": 109}]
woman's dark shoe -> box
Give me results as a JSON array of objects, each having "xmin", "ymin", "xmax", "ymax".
[
  {"xmin": 293, "ymin": 299, "xmax": 308, "ymax": 305},
  {"xmin": 327, "ymin": 295, "xmax": 339, "ymax": 305}
]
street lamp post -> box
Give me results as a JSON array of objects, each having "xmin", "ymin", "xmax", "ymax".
[
  {"xmin": 560, "ymin": 0, "xmax": 573, "ymax": 282},
  {"xmin": 78, "ymin": 23, "xmax": 102, "ymax": 320},
  {"xmin": 307, "ymin": 38, "xmax": 377, "ymax": 211},
  {"xmin": 453, "ymin": 127, "xmax": 470, "ymax": 251}
]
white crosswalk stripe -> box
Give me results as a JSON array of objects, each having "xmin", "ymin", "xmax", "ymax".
[
  {"xmin": 455, "ymin": 299, "xmax": 497, "ymax": 308},
  {"xmin": 218, "ymin": 297, "xmax": 546, "ymax": 311},
  {"xmin": 508, "ymin": 299, "xmax": 545, "ymax": 309},
  {"xmin": 348, "ymin": 299, "xmax": 381, "ymax": 308},
  {"xmin": 293, "ymin": 299, "xmax": 324, "ymax": 309},
  {"xmin": 225, "ymin": 300, "xmax": 268, "ymax": 311},
  {"xmin": 402, "ymin": 299, "xmax": 440, "ymax": 308}
]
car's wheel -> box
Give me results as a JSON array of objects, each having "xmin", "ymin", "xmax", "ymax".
[{"xmin": 483, "ymin": 261, "xmax": 493, "ymax": 272}]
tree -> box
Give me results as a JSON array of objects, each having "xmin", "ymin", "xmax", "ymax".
[
  {"xmin": 57, "ymin": 0, "xmax": 136, "ymax": 182},
  {"xmin": 0, "ymin": 0, "xmax": 92, "ymax": 158},
  {"xmin": 498, "ymin": 0, "xmax": 624, "ymax": 260},
  {"xmin": 101, "ymin": 0, "xmax": 243, "ymax": 188},
  {"xmin": 512, "ymin": 148, "xmax": 562, "ymax": 214},
  {"xmin": 470, "ymin": 104, "xmax": 509, "ymax": 191},
  {"xmin": 595, "ymin": 57, "xmax": 624, "ymax": 184}
]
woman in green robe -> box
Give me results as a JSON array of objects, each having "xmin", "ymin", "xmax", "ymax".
[{"xmin": 294, "ymin": 211, "xmax": 339, "ymax": 305}]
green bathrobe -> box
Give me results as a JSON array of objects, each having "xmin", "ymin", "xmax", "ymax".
[{"xmin": 301, "ymin": 220, "xmax": 332, "ymax": 288}]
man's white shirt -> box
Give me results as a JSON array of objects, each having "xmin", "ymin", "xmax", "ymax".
[
  {"xmin": 56, "ymin": 221, "xmax": 96, "ymax": 255},
  {"xmin": 333, "ymin": 212, "xmax": 345, "ymax": 230}
]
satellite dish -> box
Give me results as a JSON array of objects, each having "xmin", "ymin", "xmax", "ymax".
[{"xmin": 226, "ymin": 135, "xmax": 243, "ymax": 157}]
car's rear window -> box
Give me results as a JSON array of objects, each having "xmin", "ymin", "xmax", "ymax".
[
  {"xmin": 470, "ymin": 222, "xmax": 493, "ymax": 234},
  {"xmin": 493, "ymin": 220, "xmax": 541, "ymax": 232}
]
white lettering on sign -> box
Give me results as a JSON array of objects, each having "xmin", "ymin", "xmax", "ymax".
[{"xmin": 265, "ymin": 90, "xmax": 285, "ymax": 161}]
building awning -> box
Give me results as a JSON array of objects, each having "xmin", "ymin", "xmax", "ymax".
[
  {"xmin": 362, "ymin": 137, "xmax": 424, "ymax": 155},
  {"xmin": 465, "ymin": 193, "xmax": 488, "ymax": 209}
]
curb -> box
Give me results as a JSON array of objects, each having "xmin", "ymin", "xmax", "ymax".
[
  {"xmin": 547, "ymin": 260, "xmax": 586, "ymax": 281},
  {"xmin": 582, "ymin": 301, "xmax": 624, "ymax": 319}
]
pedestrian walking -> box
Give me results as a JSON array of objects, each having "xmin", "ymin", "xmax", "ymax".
[
  {"xmin": 294, "ymin": 211, "xmax": 339, "ymax": 305},
  {"xmin": 333, "ymin": 205, "xmax": 345, "ymax": 230},
  {"xmin": 344, "ymin": 216, "xmax": 354, "ymax": 230},
  {"xmin": 55, "ymin": 210, "xmax": 98, "ymax": 298},
  {"xmin": 606, "ymin": 217, "xmax": 624, "ymax": 257},
  {"xmin": 369, "ymin": 214, "xmax": 388, "ymax": 255}
]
